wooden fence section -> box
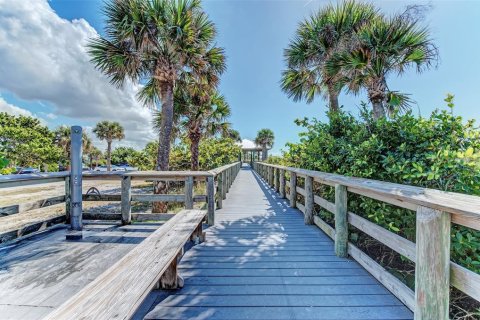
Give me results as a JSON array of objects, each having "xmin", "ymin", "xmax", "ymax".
[
  {"xmin": 0, "ymin": 162, "xmax": 241, "ymax": 242},
  {"xmin": 253, "ymin": 162, "xmax": 480, "ymax": 320}
]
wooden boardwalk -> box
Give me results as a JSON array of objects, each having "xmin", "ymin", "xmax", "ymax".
[{"xmin": 144, "ymin": 166, "xmax": 413, "ymax": 320}]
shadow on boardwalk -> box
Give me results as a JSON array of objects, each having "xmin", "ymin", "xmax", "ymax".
[{"xmin": 140, "ymin": 165, "xmax": 413, "ymax": 320}]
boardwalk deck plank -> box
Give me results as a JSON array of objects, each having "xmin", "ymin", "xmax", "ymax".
[{"xmin": 145, "ymin": 166, "xmax": 413, "ymax": 320}]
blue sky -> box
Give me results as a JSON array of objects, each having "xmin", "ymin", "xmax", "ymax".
[{"xmin": 0, "ymin": 0, "xmax": 479, "ymax": 154}]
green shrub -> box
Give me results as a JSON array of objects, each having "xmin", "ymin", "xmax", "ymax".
[{"xmin": 282, "ymin": 95, "xmax": 480, "ymax": 273}]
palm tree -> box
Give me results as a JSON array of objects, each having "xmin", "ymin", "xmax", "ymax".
[
  {"xmin": 55, "ymin": 126, "xmax": 94, "ymax": 169},
  {"xmin": 225, "ymin": 129, "xmax": 241, "ymax": 142},
  {"xmin": 88, "ymin": 0, "xmax": 224, "ymax": 212},
  {"xmin": 327, "ymin": 9, "xmax": 438, "ymax": 119},
  {"xmin": 281, "ymin": 1, "xmax": 377, "ymax": 112},
  {"xmin": 87, "ymin": 147, "xmax": 102, "ymax": 169},
  {"xmin": 255, "ymin": 129, "xmax": 274, "ymax": 161},
  {"xmin": 156, "ymin": 87, "xmax": 231, "ymax": 171},
  {"xmin": 93, "ymin": 121, "xmax": 125, "ymax": 171}
]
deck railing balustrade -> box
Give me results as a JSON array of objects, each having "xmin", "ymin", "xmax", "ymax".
[
  {"xmin": 254, "ymin": 161, "xmax": 480, "ymax": 320},
  {"xmin": 0, "ymin": 162, "xmax": 241, "ymax": 242}
]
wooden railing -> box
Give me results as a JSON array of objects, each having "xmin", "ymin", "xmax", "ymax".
[
  {"xmin": 253, "ymin": 162, "xmax": 480, "ymax": 320},
  {"xmin": 0, "ymin": 162, "xmax": 241, "ymax": 242}
]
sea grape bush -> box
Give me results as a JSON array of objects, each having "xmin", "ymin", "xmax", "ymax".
[{"xmin": 280, "ymin": 95, "xmax": 480, "ymax": 272}]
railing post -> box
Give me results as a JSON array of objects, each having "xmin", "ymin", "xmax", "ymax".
[
  {"xmin": 289, "ymin": 171, "xmax": 297, "ymax": 208},
  {"xmin": 222, "ymin": 171, "xmax": 227, "ymax": 200},
  {"xmin": 268, "ymin": 167, "xmax": 273, "ymax": 187},
  {"xmin": 304, "ymin": 175, "xmax": 314, "ymax": 225},
  {"xmin": 216, "ymin": 174, "xmax": 223, "ymax": 209},
  {"xmin": 275, "ymin": 168, "xmax": 280, "ymax": 193},
  {"xmin": 279, "ymin": 169, "xmax": 285, "ymax": 198},
  {"xmin": 184, "ymin": 176, "xmax": 194, "ymax": 209},
  {"xmin": 414, "ymin": 206, "xmax": 451, "ymax": 320},
  {"xmin": 64, "ymin": 176, "xmax": 71, "ymax": 224},
  {"xmin": 334, "ymin": 184, "xmax": 348, "ymax": 257},
  {"xmin": 207, "ymin": 175, "xmax": 215, "ymax": 225},
  {"xmin": 121, "ymin": 175, "xmax": 131, "ymax": 225}
]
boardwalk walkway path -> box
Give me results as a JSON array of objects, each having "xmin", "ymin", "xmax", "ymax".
[{"xmin": 145, "ymin": 166, "xmax": 413, "ymax": 320}]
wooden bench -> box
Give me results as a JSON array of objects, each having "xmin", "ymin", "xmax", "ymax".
[{"xmin": 43, "ymin": 209, "xmax": 207, "ymax": 320}]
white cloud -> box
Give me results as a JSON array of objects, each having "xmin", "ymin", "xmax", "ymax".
[
  {"xmin": 0, "ymin": 0, "xmax": 156, "ymax": 148},
  {"xmin": 0, "ymin": 96, "xmax": 33, "ymax": 117}
]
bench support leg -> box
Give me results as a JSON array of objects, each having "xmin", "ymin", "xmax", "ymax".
[
  {"xmin": 190, "ymin": 222, "xmax": 206, "ymax": 244},
  {"xmin": 159, "ymin": 251, "xmax": 184, "ymax": 289}
]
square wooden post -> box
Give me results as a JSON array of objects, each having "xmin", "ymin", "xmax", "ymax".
[
  {"xmin": 414, "ymin": 206, "xmax": 451, "ymax": 320},
  {"xmin": 207, "ymin": 175, "xmax": 215, "ymax": 225},
  {"xmin": 216, "ymin": 174, "xmax": 223, "ymax": 209},
  {"xmin": 222, "ymin": 171, "xmax": 227, "ymax": 200},
  {"xmin": 275, "ymin": 168, "xmax": 280, "ymax": 193},
  {"xmin": 279, "ymin": 169, "xmax": 286, "ymax": 198},
  {"xmin": 184, "ymin": 176, "xmax": 194, "ymax": 209},
  {"xmin": 304, "ymin": 175, "xmax": 314, "ymax": 225},
  {"xmin": 289, "ymin": 171, "xmax": 297, "ymax": 208},
  {"xmin": 121, "ymin": 176, "xmax": 131, "ymax": 225},
  {"xmin": 334, "ymin": 184, "xmax": 347, "ymax": 257}
]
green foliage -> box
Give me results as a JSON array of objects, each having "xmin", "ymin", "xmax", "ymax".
[
  {"xmin": 129, "ymin": 137, "xmax": 240, "ymax": 171},
  {"xmin": 198, "ymin": 138, "xmax": 241, "ymax": 170},
  {"xmin": 282, "ymin": 97, "xmax": 480, "ymax": 272},
  {"xmin": 111, "ymin": 147, "xmax": 138, "ymax": 165},
  {"xmin": 0, "ymin": 113, "xmax": 62, "ymax": 169}
]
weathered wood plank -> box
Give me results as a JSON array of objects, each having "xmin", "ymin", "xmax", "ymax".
[
  {"xmin": 314, "ymin": 195, "xmax": 335, "ymax": 214},
  {"xmin": 335, "ymin": 184, "xmax": 348, "ymax": 258},
  {"xmin": 0, "ymin": 195, "xmax": 65, "ymax": 216},
  {"xmin": 348, "ymin": 243, "xmax": 415, "ymax": 311},
  {"xmin": 313, "ymin": 216, "xmax": 335, "ymax": 240},
  {"xmin": 184, "ymin": 176, "xmax": 194, "ymax": 210},
  {"xmin": 348, "ymin": 212, "xmax": 415, "ymax": 261},
  {"xmin": 414, "ymin": 206, "xmax": 450, "ymax": 320},
  {"xmin": 304, "ymin": 176, "xmax": 314, "ymax": 225},
  {"xmin": 130, "ymin": 194, "xmax": 185, "ymax": 202},
  {"xmin": 289, "ymin": 171, "xmax": 297, "ymax": 208},
  {"xmin": 207, "ymin": 176, "xmax": 215, "ymax": 225}
]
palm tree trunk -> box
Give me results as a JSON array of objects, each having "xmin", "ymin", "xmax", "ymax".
[
  {"xmin": 106, "ymin": 141, "xmax": 112, "ymax": 171},
  {"xmin": 368, "ymin": 78, "xmax": 387, "ymax": 120},
  {"xmin": 189, "ymin": 126, "xmax": 201, "ymax": 171},
  {"xmin": 152, "ymin": 83, "xmax": 174, "ymax": 213},
  {"xmin": 327, "ymin": 83, "xmax": 339, "ymax": 113},
  {"xmin": 372, "ymin": 100, "xmax": 386, "ymax": 120},
  {"xmin": 262, "ymin": 146, "xmax": 267, "ymax": 161}
]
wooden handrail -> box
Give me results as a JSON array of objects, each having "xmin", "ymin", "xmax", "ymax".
[{"xmin": 253, "ymin": 161, "xmax": 480, "ymax": 320}]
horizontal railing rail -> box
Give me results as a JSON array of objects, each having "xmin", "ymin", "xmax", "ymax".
[{"xmin": 253, "ymin": 161, "xmax": 480, "ymax": 320}]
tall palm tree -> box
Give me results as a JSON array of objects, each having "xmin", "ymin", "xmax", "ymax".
[
  {"xmin": 281, "ymin": 1, "xmax": 377, "ymax": 112},
  {"xmin": 88, "ymin": 0, "xmax": 224, "ymax": 212},
  {"xmin": 255, "ymin": 129, "xmax": 274, "ymax": 161},
  {"xmin": 156, "ymin": 87, "xmax": 231, "ymax": 171},
  {"xmin": 93, "ymin": 121, "xmax": 125, "ymax": 171},
  {"xmin": 327, "ymin": 9, "xmax": 438, "ymax": 119}
]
